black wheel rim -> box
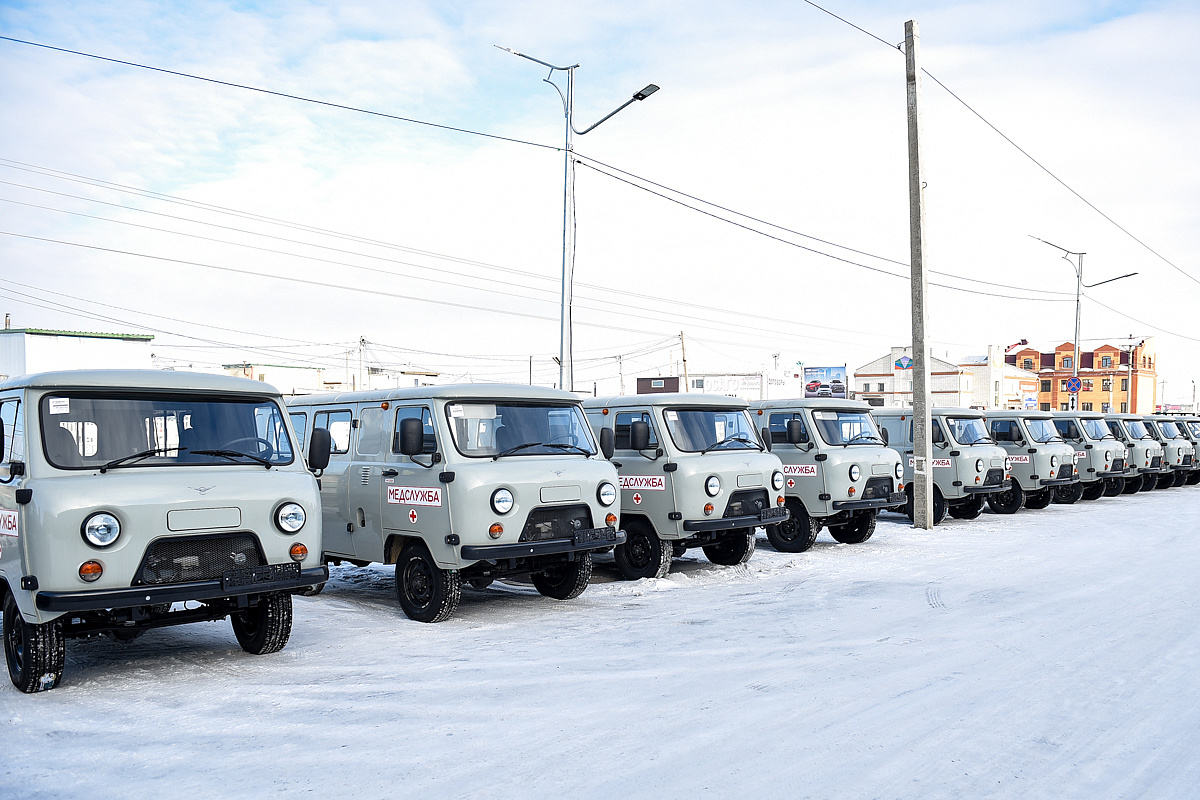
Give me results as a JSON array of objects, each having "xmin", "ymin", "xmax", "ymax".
[
  {"xmin": 237, "ymin": 607, "xmax": 261, "ymax": 638},
  {"xmin": 4, "ymin": 614, "xmax": 24, "ymax": 677},
  {"xmin": 404, "ymin": 558, "xmax": 435, "ymax": 608},
  {"xmin": 775, "ymin": 517, "xmax": 802, "ymax": 543},
  {"xmin": 625, "ymin": 531, "xmax": 653, "ymax": 569}
]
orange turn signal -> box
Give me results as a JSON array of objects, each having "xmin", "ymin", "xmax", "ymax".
[
  {"xmin": 703, "ymin": 503, "xmax": 714, "ymax": 516},
  {"xmin": 605, "ymin": 513, "xmax": 617, "ymax": 527},
  {"xmin": 79, "ymin": 561, "xmax": 103, "ymax": 582},
  {"xmin": 777, "ymin": 496, "xmax": 785, "ymax": 506},
  {"xmin": 289, "ymin": 543, "xmax": 308, "ymax": 562},
  {"xmin": 848, "ymin": 486, "xmax": 856, "ymax": 496},
  {"xmin": 489, "ymin": 523, "xmax": 504, "ymax": 539}
]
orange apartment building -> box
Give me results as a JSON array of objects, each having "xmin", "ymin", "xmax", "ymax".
[{"xmin": 1004, "ymin": 339, "xmax": 1157, "ymax": 413}]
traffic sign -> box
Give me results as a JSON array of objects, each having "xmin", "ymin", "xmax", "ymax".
[{"xmin": 1066, "ymin": 376, "xmax": 1082, "ymax": 394}]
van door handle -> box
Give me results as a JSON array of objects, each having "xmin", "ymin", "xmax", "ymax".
[{"xmin": 382, "ymin": 469, "xmax": 398, "ymax": 477}]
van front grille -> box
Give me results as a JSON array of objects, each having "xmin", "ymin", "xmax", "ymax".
[
  {"xmin": 519, "ymin": 505, "xmax": 593, "ymax": 542},
  {"xmin": 724, "ymin": 490, "xmax": 768, "ymax": 518},
  {"xmin": 983, "ymin": 468, "xmax": 1004, "ymax": 486},
  {"xmin": 134, "ymin": 533, "xmax": 264, "ymax": 586}
]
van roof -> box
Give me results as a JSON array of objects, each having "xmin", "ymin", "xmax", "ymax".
[
  {"xmin": 584, "ymin": 393, "xmax": 749, "ymax": 410},
  {"xmin": 1050, "ymin": 410, "xmax": 1105, "ymax": 420},
  {"xmin": 870, "ymin": 406, "xmax": 985, "ymax": 418},
  {"xmin": 750, "ymin": 398, "xmax": 869, "ymax": 412},
  {"xmin": 286, "ymin": 382, "xmax": 581, "ymax": 405},
  {"xmin": 982, "ymin": 409, "xmax": 1054, "ymax": 420},
  {"xmin": 0, "ymin": 369, "xmax": 280, "ymax": 396}
]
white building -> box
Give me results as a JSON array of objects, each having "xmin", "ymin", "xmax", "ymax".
[
  {"xmin": 854, "ymin": 346, "xmax": 972, "ymax": 407},
  {"xmin": 0, "ymin": 327, "xmax": 153, "ymax": 380},
  {"xmin": 957, "ymin": 345, "xmax": 1040, "ymax": 409}
]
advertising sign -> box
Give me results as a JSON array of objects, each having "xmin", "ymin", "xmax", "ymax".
[{"xmin": 803, "ymin": 366, "xmax": 848, "ymax": 399}]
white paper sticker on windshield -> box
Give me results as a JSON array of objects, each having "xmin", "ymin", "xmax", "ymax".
[
  {"xmin": 665, "ymin": 411, "xmax": 678, "ymax": 421},
  {"xmin": 812, "ymin": 411, "xmax": 836, "ymax": 420},
  {"xmin": 448, "ymin": 405, "xmax": 464, "ymax": 418},
  {"xmin": 48, "ymin": 398, "xmax": 70, "ymax": 415}
]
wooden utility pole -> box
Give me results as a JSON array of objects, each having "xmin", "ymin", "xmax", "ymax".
[
  {"xmin": 905, "ymin": 20, "xmax": 934, "ymax": 530},
  {"xmin": 680, "ymin": 332, "xmax": 690, "ymax": 392}
]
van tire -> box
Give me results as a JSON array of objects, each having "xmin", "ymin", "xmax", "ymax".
[
  {"xmin": 766, "ymin": 500, "xmax": 819, "ymax": 553},
  {"xmin": 1053, "ymin": 483, "xmax": 1085, "ymax": 504},
  {"xmin": 703, "ymin": 530, "xmax": 756, "ymax": 565},
  {"xmin": 299, "ymin": 582, "xmax": 325, "ymax": 596},
  {"xmin": 396, "ymin": 541, "xmax": 461, "ymax": 623},
  {"xmin": 828, "ymin": 511, "xmax": 876, "ymax": 544},
  {"xmin": 1103, "ymin": 477, "xmax": 1126, "ymax": 496},
  {"xmin": 613, "ymin": 520, "xmax": 672, "ymax": 580},
  {"xmin": 1155, "ymin": 472, "xmax": 1175, "ymax": 489},
  {"xmin": 905, "ymin": 485, "xmax": 946, "ymax": 524},
  {"xmin": 1172, "ymin": 470, "xmax": 1188, "ymax": 487},
  {"xmin": 1186, "ymin": 470, "xmax": 1200, "ymax": 486},
  {"xmin": 3, "ymin": 592, "xmax": 65, "ymax": 693},
  {"xmin": 532, "ymin": 553, "xmax": 592, "ymax": 600},
  {"xmin": 1024, "ymin": 489, "xmax": 1053, "ymax": 509},
  {"xmin": 948, "ymin": 495, "xmax": 984, "ymax": 519},
  {"xmin": 987, "ymin": 482, "xmax": 1024, "ymax": 514},
  {"xmin": 1121, "ymin": 475, "xmax": 1143, "ymax": 493},
  {"xmin": 231, "ymin": 592, "xmax": 293, "ymax": 655}
]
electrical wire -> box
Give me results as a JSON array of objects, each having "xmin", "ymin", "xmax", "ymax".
[{"xmin": 0, "ymin": 36, "xmax": 557, "ymax": 153}]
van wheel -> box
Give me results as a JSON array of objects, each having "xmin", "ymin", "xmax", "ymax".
[
  {"xmin": 396, "ymin": 542, "xmax": 461, "ymax": 623},
  {"xmin": 1172, "ymin": 470, "xmax": 1188, "ymax": 487},
  {"xmin": 703, "ymin": 530, "xmax": 756, "ymax": 565},
  {"xmin": 531, "ymin": 553, "xmax": 592, "ymax": 600},
  {"xmin": 765, "ymin": 500, "xmax": 818, "ymax": 553},
  {"xmin": 231, "ymin": 592, "xmax": 293, "ymax": 655},
  {"xmin": 1103, "ymin": 477, "xmax": 1126, "ymax": 496},
  {"xmin": 1121, "ymin": 474, "xmax": 1143, "ymax": 493},
  {"xmin": 299, "ymin": 582, "xmax": 325, "ymax": 596},
  {"xmin": 1081, "ymin": 481, "xmax": 1107, "ymax": 501},
  {"xmin": 3, "ymin": 592, "xmax": 65, "ymax": 693},
  {"xmin": 1024, "ymin": 489, "xmax": 1053, "ymax": 509},
  {"xmin": 905, "ymin": 485, "xmax": 946, "ymax": 524},
  {"xmin": 613, "ymin": 520, "xmax": 672, "ymax": 580},
  {"xmin": 948, "ymin": 495, "xmax": 984, "ymax": 520},
  {"xmin": 1154, "ymin": 472, "xmax": 1174, "ymax": 489},
  {"xmin": 1147, "ymin": 473, "xmax": 1168, "ymax": 490},
  {"xmin": 1186, "ymin": 471, "xmax": 1200, "ymax": 486},
  {"xmin": 828, "ymin": 511, "xmax": 876, "ymax": 544},
  {"xmin": 1053, "ymin": 483, "xmax": 1085, "ymax": 504},
  {"xmin": 987, "ymin": 482, "xmax": 1024, "ymax": 514}
]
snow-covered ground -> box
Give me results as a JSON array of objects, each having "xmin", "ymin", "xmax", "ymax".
[{"xmin": 4, "ymin": 489, "xmax": 1199, "ymax": 799}]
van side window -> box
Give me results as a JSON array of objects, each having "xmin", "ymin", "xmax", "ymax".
[
  {"xmin": 768, "ymin": 412, "xmax": 807, "ymax": 444},
  {"xmin": 989, "ymin": 419, "xmax": 1016, "ymax": 442},
  {"xmin": 289, "ymin": 412, "xmax": 308, "ymax": 450},
  {"xmin": 614, "ymin": 411, "xmax": 657, "ymax": 449},
  {"xmin": 1106, "ymin": 421, "xmax": 1124, "ymax": 439},
  {"xmin": 0, "ymin": 399, "xmax": 23, "ymax": 473},
  {"xmin": 1054, "ymin": 419, "xmax": 1080, "ymax": 440},
  {"xmin": 393, "ymin": 407, "xmax": 437, "ymax": 455},
  {"xmin": 314, "ymin": 410, "xmax": 353, "ymax": 454},
  {"xmin": 356, "ymin": 407, "xmax": 386, "ymax": 456}
]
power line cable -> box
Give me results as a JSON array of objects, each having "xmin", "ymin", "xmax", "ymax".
[{"xmin": 0, "ymin": 36, "xmax": 557, "ymax": 152}]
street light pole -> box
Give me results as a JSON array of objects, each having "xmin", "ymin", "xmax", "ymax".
[
  {"xmin": 1032, "ymin": 236, "xmax": 1136, "ymax": 410},
  {"xmin": 499, "ymin": 45, "xmax": 658, "ymax": 392}
]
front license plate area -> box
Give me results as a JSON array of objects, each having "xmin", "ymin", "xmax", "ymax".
[
  {"xmin": 573, "ymin": 526, "xmax": 618, "ymax": 546},
  {"xmin": 760, "ymin": 506, "xmax": 788, "ymax": 521},
  {"xmin": 223, "ymin": 562, "xmax": 300, "ymax": 590}
]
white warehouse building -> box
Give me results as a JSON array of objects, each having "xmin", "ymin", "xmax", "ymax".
[
  {"xmin": 854, "ymin": 346, "xmax": 972, "ymax": 407},
  {"xmin": 0, "ymin": 327, "xmax": 153, "ymax": 381}
]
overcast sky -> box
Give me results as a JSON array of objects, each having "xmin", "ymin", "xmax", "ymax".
[{"xmin": 1, "ymin": 1, "xmax": 1198, "ymax": 400}]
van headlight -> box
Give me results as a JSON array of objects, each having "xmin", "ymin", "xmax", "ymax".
[
  {"xmin": 894, "ymin": 462, "xmax": 903, "ymax": 479},
  {"xmin": 597, "ymin": 482, "xmax": 617, "ymax": 506},
  {"xmin": 1050, "ymin": 455, "xmax": 1059, "ymax": 468},
  {"xmin": 275, "ymin": 502, "xmax": 306, "ymax": 533},
  {"xmin": 975, "ymin": 458, "xmax": 984, "ymax": 473},
  {"xmin": 491, "ymin": 488, "xmax": 515, "ymax": 514},
  {"xmin": 705, "ymin": 475, "xmax": 721, "ymax": 497},
  {"xmin": 82, "ymin": 512, "xmax": 121, "ymax": 547},
  {"xmin": 771, "ymin": 470, "xmax": 784, "ymax": 491},
  {"xmin": 848, "ymin": 465, "xmax": 861, "ymax": 482}
]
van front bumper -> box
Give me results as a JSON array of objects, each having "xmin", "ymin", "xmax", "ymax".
[
  {"xmin": 461, "ymin": 527, "xmax": 625, "ymax": 560},
  {"xmin": 962, "ymin": 479, "xmax": 1009, "ymax": 494},
  {"xmin": 682, "ymin": 506, "xmax": 789, "ymax": 532},
  {"xmin": 830, "ymin": 492, "xmax": 906, "ymax": 510},
  {"xmin": 1039, "ymin": 476, "xmax": 1080, "ymax": 487},
  {"xmin": 35, "ymin": 565, "xmax": 330, "ymax": 614}
]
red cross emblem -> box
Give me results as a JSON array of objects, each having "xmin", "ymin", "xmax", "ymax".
[
  {"xmin": 633, "ymin": 493, "xmax": 642, "ymax": 504},
  {"xmin": 408, "ymin": 509, "xmax": 418, "ymax": 524},
  {"xmin": 786, "ymin": 478, "xmax": 795, "ymax": 488}
]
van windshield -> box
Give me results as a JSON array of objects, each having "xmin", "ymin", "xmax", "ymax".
[
  {"xmin": 946, "ymin": 417, "xmax": 992, "ymax": 445},
  {"xmin": 445, "ymin": 402, "xmax": 596, "ymax": 458},
  {"xmin": 1080, "ymin": 419, "xmax": 1115, "ymax": 440},
  {"xmin": 1022, "ymin": 418, "xmax": 1062, "ymax": 444},
  {"xmin": 810, "ymin": 410, "xmax": 883, "ymax": 446},
  {"xmin": 1189, "ymin": 421, "xmax": 1200, "ymax": 440},
  {"xmin": 40, "ymin": 393, "xmax": 294, "ymax": 470},
  {"xmin": 661, "ymin": 407, "xmax": 763, "ymax": 452},
  {"xmin": 1155, "ymin": 420, "xmax": 1181, "ymax": 439},
  {"xmin": 1124, "ymin": 420, "xmax": 1152, "ymax": 439}
]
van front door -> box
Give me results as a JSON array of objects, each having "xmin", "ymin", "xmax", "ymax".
[{"xmin": 380, "ymin": 406, "xmax": 454, "ymax": 564}]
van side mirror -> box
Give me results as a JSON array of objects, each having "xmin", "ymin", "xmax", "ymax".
[
  {"xmin": 786, "ymin": 420, "xmax": 807, "ymax": 444},
  {"xmin": 398, "ymin": 417, "xmax": 424, "ymax": 456},
  {"xmin": 0, "ymin": 418, "xmax": 5, "ymax": 460},
  {"xmin": 599, "ymin": 427, "xmax": 615, "ymax": 460},
  {"xmin": 307, "ymin": 427, "xmax": 331, "ymax": 472},
  {"xmin": 629, "ymin": 421, "xmax": 650, "ymax": 451},
  {"xmin": 879, "ymin": 427, "xmax": 889, "ymax": 445},
  {"xmin": 760, "ymin": 427, "xmax": 772, "ymax": 452}
]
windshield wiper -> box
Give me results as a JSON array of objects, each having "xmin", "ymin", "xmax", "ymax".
[
  {"xmin": 100, "ymin": 446, "xmax": 187, "ymax": 473},
  {"xmin": 543, "ymin": 442, "xmax": 596, "ymax": 456},
  {"xmin": 845, "ymin": 432, "xmax": 884, "ymax": 445},
  {"xmin": 190, "ymin": 448, "xmax": 273, "ymax": 468},
  {"xmin": 493, "ymin": 441, "xmax": 543, "ymax": 460},
  {"xmin": 700, "ymin": 435, "xmax": 763, "ymax": 454}
]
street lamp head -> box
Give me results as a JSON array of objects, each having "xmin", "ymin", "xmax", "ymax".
[{"xmin": 633, "ymin": 84, "xmax": 660, "ymax": 101}]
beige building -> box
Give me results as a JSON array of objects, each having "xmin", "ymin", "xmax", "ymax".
[{"xmin": 854, "ymin": 347, "xmax": 972, "ymax": 407}]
